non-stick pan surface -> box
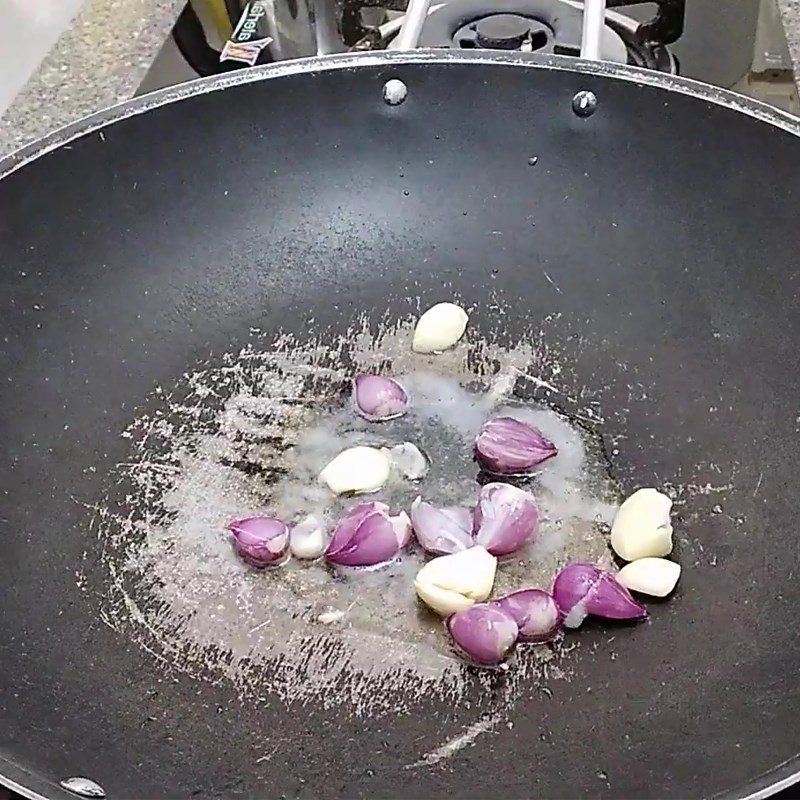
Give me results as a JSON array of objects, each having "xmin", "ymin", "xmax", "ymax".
[{"xmin": 1, "ymin": 53, "xmax": 800, "ymax": 799}]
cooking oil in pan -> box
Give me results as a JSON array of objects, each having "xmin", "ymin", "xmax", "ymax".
[{"xmin": 96, "ymin": 320, "xmax": 620, "ymax": 714}]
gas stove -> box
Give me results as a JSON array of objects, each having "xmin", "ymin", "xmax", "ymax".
[{"xmin": 154, "ymin": 0, "xmax": 797, "ymax": 114}]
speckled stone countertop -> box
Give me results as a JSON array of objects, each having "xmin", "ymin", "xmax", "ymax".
[
  {"xmin": 0, "ymin": 0, "xmax": 799, "ymax": 158},
  {"xmin": 0, "ymin": 0, "xmax": 185, "ymax": 157},
  {"xmin": 778, "ymin": 0, "xmax": 800, "ymax": 83}
]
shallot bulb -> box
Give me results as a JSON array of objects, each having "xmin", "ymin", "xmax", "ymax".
[
  {"xmin": 325, "ymin": 502, "xmax": 411, "ymax": 567},
  {"xmin": 448, "ymin": 602, "xmax": 519, "ymax": 666},
  {"xmin": 230, "ymin": 517, "xmax": 290, "ymax": 568},
  {"xmin": 410, "ymin": 496, "xmax": 473, "ymax": 555},
  {"xmin": 475, "ymin": 416, "xmax": 558, "ymax": 475},
  {"xmin": 472, "ymin": 482, "xmax": 540, "ymax": 556},
  {"xmin": 353, "ymin": 375, "xmax": 408, "ymax": 421},
  {"xmin": 496, "ymin": 589, "xmax": 562, "ymax": 643},
  {"xmin": 552, "ymin": 562, "xmax": 647, "ymax": 629}
]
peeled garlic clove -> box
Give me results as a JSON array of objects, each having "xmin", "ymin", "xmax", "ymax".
[
  {"xmin": 472, "ymin": 482, "xmax": 540, "ymax": 556},
  {"xmin": 353, "ymin": 374, "xmax": 408, "ymax": 421},
  {"xmin": 415, "ymin": 579, "xmax": 476, "ymax": 616},
  {"xmin": 383, "ymin": 442, "xmax": 429, "ymax": 480},
  {"xmin": 414, "ymin": 545, "xmax": 497, "ymax": 616},
  {"xmin": 475, "ymin": 416, "xmax": 558, "ymax": 475},
  {"xmin": 610, "ymin": 488, "xmax": 674, "ymax": 561},
  {"xmin": 318, "ymin": 446, "xmax": 391, "ymax": 495},
  {"xmin": 617, "ymin": 557, "xmax": 681, "ymax": 597},
  {"xmin": 325, "ymin": 502, "xmax": 411, "ymax": 567},
  {"xmin": 229, "ymin": 516, "xmax": 290, "ymax": 568},
  {"xmin": 448, "ymin": 603, "xmax": 519, "ymax": 666},
  {"xmin": 290, "ymin": 514, "xmax": 327, "ymax": 559},
  {"xmin": 412, "ymin": 302, "xmax": 469, "ymax": 353},
  {"xmin": 317, "ymin": 609, "xmax": 346, "ymax": 625}
]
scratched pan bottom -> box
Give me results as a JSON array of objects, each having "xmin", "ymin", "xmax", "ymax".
[
  {"xmin": 0, "ymin": 54, "xmax": 799, "ymax": 799},
  {"xmin": 93, "ymin": 318, "xmax": 626, "ymax": 730}
]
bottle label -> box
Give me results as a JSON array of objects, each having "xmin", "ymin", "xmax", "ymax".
[{"xmin": 220, "ymin": 2, "xmax": 274, "ymax": 65}]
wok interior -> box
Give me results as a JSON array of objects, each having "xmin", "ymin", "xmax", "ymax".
[{"xmin": 0, "ymin": 57, "xmax": 799, "ymax": 798}]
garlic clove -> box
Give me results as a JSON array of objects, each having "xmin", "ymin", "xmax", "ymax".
[
  {"xmin": 425, "ymin": 545, "xmax": 497, "ymax": 598},
  {"xmin": 317, "ymin": 610, "xmax": 346, "ymax": 625},
  {"xmin": 382, "ymin": 441, "xmax": 429, "ymax": 480},
  {"xmin": 412, "ymin": 302, "xmax": 469, "ymax": 353},
  {"xmin": 414, "ymin": 545, "xmax": 497, "ymax": 616},
  {"xmin": 610, "ymin": 487, "xmax": 674, "ymax": 561},
  {"xmin": 617, "ymin": 557, "xmax": 681, "ymax": 597},
  {"xmin": 290, "ymin": 514, "xmax": 327, "ymax": 559},
  {"xmin": 318, "ymin": 446, "xmax": 391, "ymax": 495},
  {"xmin": 414, "ymin": 579, "xmax": 475, "ymax": 616}
]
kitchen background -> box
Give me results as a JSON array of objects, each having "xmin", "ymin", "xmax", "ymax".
[{"xmin": 0, "ymin": 0, "xmax": 799, "ymax": 161}]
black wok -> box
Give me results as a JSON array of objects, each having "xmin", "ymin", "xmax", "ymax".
[{"xmin": 1, "ymin": 51, "xmax": 800, "ymax": 799}]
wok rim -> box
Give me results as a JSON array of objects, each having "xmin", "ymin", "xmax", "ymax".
[
  {"xmin": 0, "ymin": 49, "xmax": 798, "ymax": 800},
  {"xmin": 0, "ymin": 50, "xmax": 798, "ymax": 179}
]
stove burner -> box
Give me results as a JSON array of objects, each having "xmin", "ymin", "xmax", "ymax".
[
  {"xmin": 413, "ymin": 0, "xmax": 677, "ymax": 73},
  {"xmin": 419, "ymin": 0, "xmax": 584, "ymax": 55},
  {"xmin": 455, "ymin": 13, "xmax": 551, "ymax": 51}
]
